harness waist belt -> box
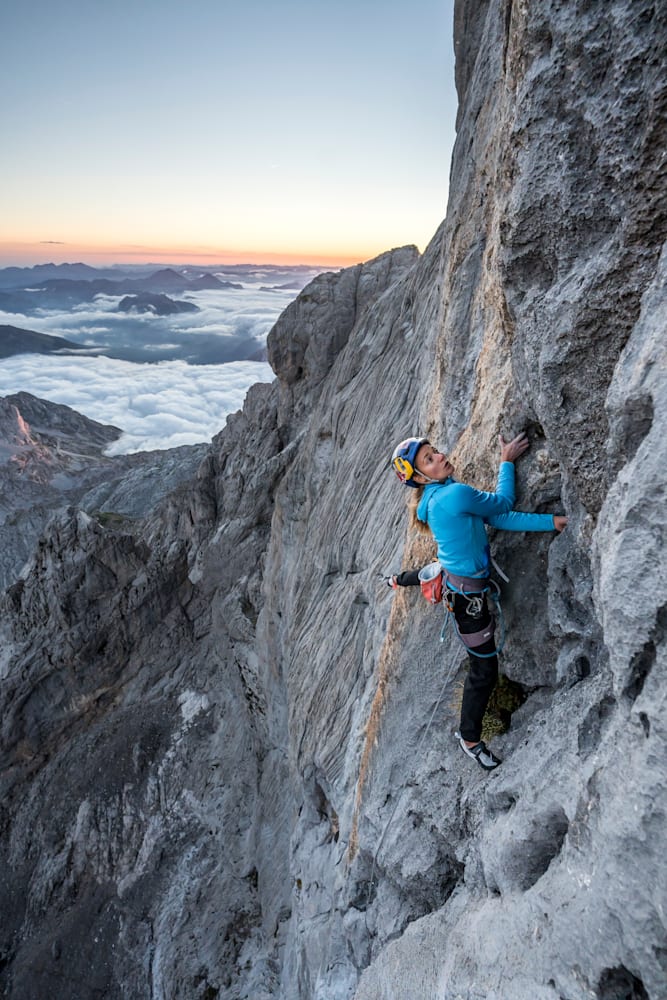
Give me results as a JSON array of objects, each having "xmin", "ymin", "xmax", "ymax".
[{"xmin": 443, "ymin": 571, "xmax": 489, "ymax": 594}]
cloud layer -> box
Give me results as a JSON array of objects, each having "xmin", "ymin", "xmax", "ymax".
[
  {"xmin": 0, "ymin": 283, "xmax": 302, "ymax": 364},
  {"xmin": 0, "ymin": 354, "xmax": 273, "ymax": 454}
]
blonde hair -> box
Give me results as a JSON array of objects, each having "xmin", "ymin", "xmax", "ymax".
[{"xmin": 407, "ymin": 486, "xmax": 432, "ymax": 536}]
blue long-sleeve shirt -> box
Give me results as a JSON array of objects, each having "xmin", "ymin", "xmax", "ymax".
[{"xmin": 416, "ymin": 461, "xmax": 555, "ymax": 578}]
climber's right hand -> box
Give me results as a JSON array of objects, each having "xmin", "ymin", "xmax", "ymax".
[{"xmin": 499, "ymin": 432, "xmax": 530, "ymax": 463}]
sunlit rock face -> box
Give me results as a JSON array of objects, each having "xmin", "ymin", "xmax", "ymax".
[{"xmin": 1, "ymin": 2, "xmax": 666, "ymax": 999}]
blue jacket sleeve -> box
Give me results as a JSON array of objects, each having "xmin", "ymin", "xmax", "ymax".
[
  {"xmin": 486, "ymin": 510, "xmax": 556, "ymax": 531},
  {"xmin": 445, "ymin": 461, "xmax": 516, "ymax": 517}
]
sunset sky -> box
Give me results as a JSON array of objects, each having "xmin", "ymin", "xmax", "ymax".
[{"xmin": 0, "ymin": 0, "xmax": 457, "ymax": 268}]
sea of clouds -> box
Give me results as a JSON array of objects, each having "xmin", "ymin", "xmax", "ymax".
[
  {"xmin": 0, "ymin": 354, "xmax": 273, "ymax": 454},
  {"xmin": 0, "ymin": 283, "xmax": 301, "ymax": 364},
  {"xmin": 0, "ymin": 274, "xmax": 315, "ymax": 452}
]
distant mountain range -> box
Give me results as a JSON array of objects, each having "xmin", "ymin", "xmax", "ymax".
[
  {"xmin": 0, "ymin": 267, "xmax": 243, "ymax": 314},
  {"xmin": 0, "ymin": 261, "xmax": 324, "ymax": 288},
  {"xmin": 0, "ymin": 262, "xmax": 121, "ymax": 287},
  {"xmin": 0, "ymin": 262, "xmax": 322, "ymax": 365},
  {"xmin": 0, "ymin": 263, "xmax": 246, "ymax": 290}
]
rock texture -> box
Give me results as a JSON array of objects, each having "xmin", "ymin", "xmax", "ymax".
[
  {"xmin": 0, "ymin": 2, "xmax": 666, "ymax": 999},
  {"xmin": 0, "ymin": 392, "xmax": 206, "ymax": 590}
]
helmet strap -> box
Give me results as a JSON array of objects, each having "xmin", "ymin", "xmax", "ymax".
[{"xmin": 413, "ymin": 466, "xmax": 441, "ymax": 484}]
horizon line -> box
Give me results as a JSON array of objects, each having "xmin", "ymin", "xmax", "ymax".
[
  {"xmin": 0, "ymin": 257, "xmax": 360, "ymax": 271},
  {"xmin": 0, "ymin": 243, "xmax": 381, "ymax": 270}
]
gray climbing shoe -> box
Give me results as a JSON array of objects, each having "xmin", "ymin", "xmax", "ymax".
[{"xmin": 455, "ymin": 732, "xmax": 501, "ymax": 771}]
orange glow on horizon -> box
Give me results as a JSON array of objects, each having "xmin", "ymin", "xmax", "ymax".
[{"xmin": 0, "ymin": 239, "xmax": 385, "ymax": 269}]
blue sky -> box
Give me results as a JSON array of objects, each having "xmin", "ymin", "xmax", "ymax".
[{"xmin": 0, "ymin": 0, "xmax": 457, "ymax": 265}]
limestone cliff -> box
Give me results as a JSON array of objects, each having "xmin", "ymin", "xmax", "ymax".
[
  {"xmin": 0, "ymin": 392, "xmax": 207, "ymax": 590},
  {"xmin": 0, "ymin": 2, "xmax": 666, "ymax": 999}
]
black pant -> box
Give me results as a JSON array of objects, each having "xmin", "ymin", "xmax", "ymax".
[{"xmin": 454, "ymin": 592, "xmax": 498, "ymax": 743}]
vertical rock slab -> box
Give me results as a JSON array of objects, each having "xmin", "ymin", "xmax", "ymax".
[{"xmin": 350, "ymin": 2, "xmax": 667, "ymax": 999}]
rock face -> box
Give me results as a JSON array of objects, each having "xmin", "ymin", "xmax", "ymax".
[
  {"xmin": 0, "ymin": 2, "xmax": 666, "ymax": 999},
  {"xmin": 0, "ymin": 392, "xmax": 206, "ymax": 590}
]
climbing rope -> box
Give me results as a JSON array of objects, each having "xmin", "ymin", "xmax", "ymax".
[
  {"xmin": 361, "ymin": 222, "xmax": 455, "ymax": 927},
  {"xmin": 363, "ymin": 644, "xmax": 463, "ymax": 924}
]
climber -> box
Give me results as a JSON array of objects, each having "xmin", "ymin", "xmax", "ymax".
[{"xmin": 390, "ymin": 432, "xmax": 567, "ymax": 771}]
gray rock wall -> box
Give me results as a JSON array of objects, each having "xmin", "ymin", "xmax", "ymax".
[
  {"xmin": 351, "ymin": 2, "xmax": 667, "ymax": 999},
  {"xmin": 0, "ymin": 2, "xmax": 665, "ymax": 999},
  {"xmin": 0, "ymin": 391, "xmax": 206, "ymax": 590}
]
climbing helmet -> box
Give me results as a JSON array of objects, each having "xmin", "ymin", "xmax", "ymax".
[{"xmin": 391, "ymin": 436, "xmax": 429, "ymax": 488}]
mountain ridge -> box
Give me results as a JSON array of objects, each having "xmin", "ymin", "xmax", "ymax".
[
  {"xmin": 0, "ymin": 391, "xmax": 207, "ymax": 591},
  {"xmin": 0, "ymin": 269, "xmax": 243, "ymax": 314},
  {"xmin": 0, "ymin": 324, "xmax": 93, "ymax": 358}
]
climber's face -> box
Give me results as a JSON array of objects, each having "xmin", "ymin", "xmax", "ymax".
[{"xmin": 413, "ymin": 443, "xmax": 453, "ymax": 483}]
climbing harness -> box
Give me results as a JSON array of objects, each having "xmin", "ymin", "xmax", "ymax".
[{"xmin": 440, "ymin": 572, "xmax": 506, "ymax": 657}]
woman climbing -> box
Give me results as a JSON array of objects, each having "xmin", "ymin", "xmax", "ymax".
[{"xmin": 390, "ymin": 432, "xmax": 567, "ymax": 771}]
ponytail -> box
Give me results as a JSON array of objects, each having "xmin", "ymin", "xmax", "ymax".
[{"xmin": 407, "ymin": 486, "xmax": 432, "ymax": 537}]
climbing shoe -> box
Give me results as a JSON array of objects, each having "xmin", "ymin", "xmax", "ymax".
[{"xmin": 455, "ymin": 732, "xmax": 501, "ymax": 771}]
